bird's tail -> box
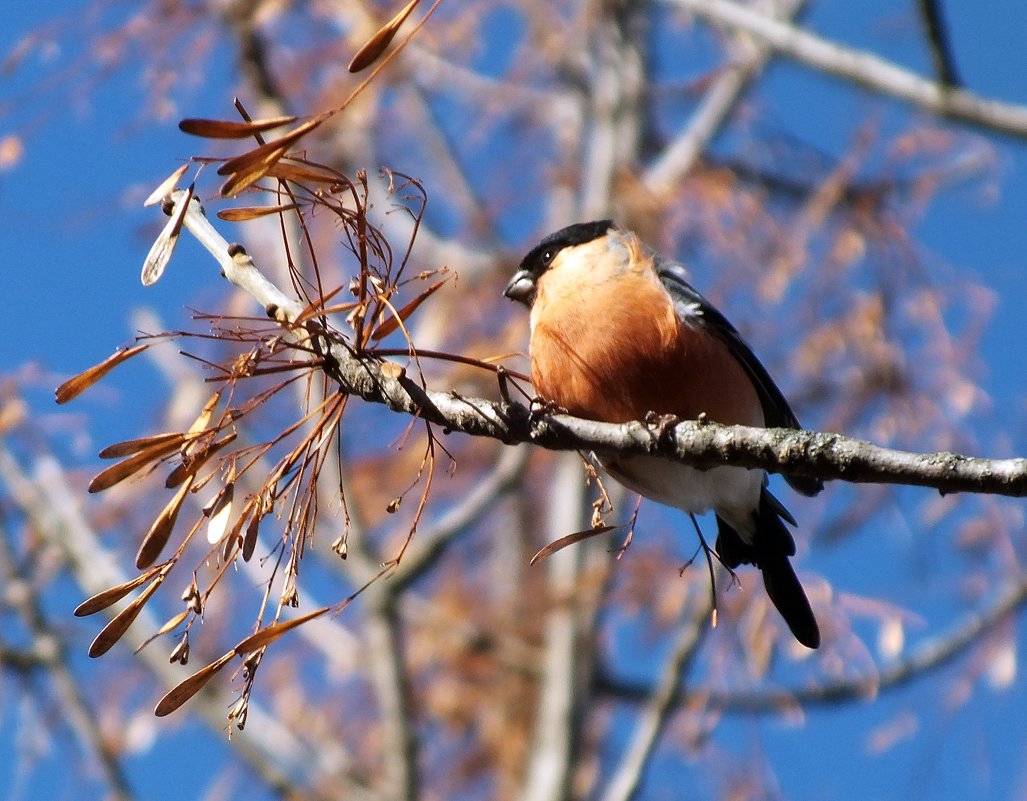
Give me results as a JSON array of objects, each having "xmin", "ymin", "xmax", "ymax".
[{"xmin": 715, "ymin": 491, "xmax": 820, "ymax": 649}]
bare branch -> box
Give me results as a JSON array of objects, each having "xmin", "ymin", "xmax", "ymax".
[
  {"xmin": 167, "ymin": 191, "xmax": 1027, "ymax": 499},
  {"xmin": 644, "ymin": 0, "xmax": 807, "ymax": 197},
  {"xmin": 518, "ymin": 456, "xmax": 592, "ymax": 801},
  {"xmin": 392, "ymin": 444, "xmax": 528, "ymax": 592},
  {"xmin": 916, "ymin": 0, "xmax": 961, "ymax": 88},
  {"xmin": 600, "ymin": 574, "xmax": 1027, "ymax": 713},
  {"xmin": 0, "ymin": 447, "xmax": 379, "ymax": 801},
  {"xmin": 672, "ymin": 0, "xmax": 1027, "ymax": 138},
  {"xmin": 600, "ymin": 599, "xmax": 711, "ymax": 801},
  {"xmin": 0, "ymin": 520, "xmax": 135, "ymax": 801}
]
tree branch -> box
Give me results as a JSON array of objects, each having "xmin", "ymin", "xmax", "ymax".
[
  {"xmin": 167, "ymin": 191, "xmax": 1027, "ymax": 498},
  {"xmin": 671, "ymin": 0, "xmax": 1027, "ymax": 138},
  {"xmin": 916, "ymin": 0, "xmax": 961, "ymax": 88},
  {"xmin": 599, "ymin": 574, "xmax": 1027, "ymax": 713},
  {"xmin": 391, "ymin": 444, "xmax": 528, "ymax": 593},
  {"xmin": 643, "ymin": 0, "xmax": 807, "ymax": 197},
  {"xmin": 518, "ymin": 456, "xmax": 591, "ymax": 801},
  {"xmin": 600, "ymin": 598, "xmax": 711, "ymax": 801},
  {"xmin": 0, "ymin": 446, "xmax": 379, "ymax": 801},
  {"xmin": 0, "ymin": 520, "xmax": 135, "ymax": 801}
]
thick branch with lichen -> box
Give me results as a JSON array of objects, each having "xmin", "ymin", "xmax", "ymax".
[{"xmin": 169, "ymin": 191, "xmax": 1027, "ymax": 499}]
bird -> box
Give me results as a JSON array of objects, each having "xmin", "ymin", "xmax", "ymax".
[{"xmin": 504, "ymin": 220, "xmax": 824, "ymax": 648}]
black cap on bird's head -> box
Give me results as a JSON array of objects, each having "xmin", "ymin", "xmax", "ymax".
[{"xmin": 504, "ymin": 220, "xmax": 615, "ymax": 305}]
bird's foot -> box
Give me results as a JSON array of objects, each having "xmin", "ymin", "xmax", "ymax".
[
  {"xmin": 644, "ymin": 411, "xmax": 681, "ymax": 443},
  {"xmin": 529, "ymin": 396, "xmax": 567, "ymax": 422}
]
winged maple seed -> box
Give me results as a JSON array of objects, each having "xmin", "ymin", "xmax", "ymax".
[
  {"xmin": 348, "ymin": 0, "xmax": 422, "ymax": 73},
  {"xmin": 169, "ymin": 1, "xmax": 445, "ymax": 199},
  {"xmin": 141, "ymin": 184, "xmax": 193, "ymax": 286},
  {"xmin": 61, "ymin": 150, "xmax": 520, "ymax": 723},
  {"xmin": 54, "ymin": 344, "xmax": 149, "ymax": 404}
]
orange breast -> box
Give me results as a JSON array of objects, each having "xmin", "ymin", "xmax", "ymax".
[{"xmin": 530, "ymin": 273, "xmax": 763, "ymax": 428}]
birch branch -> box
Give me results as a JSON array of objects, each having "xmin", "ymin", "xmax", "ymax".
[
  {"xmin": 671, "ymin": 0, "xmax": 1027, "ymax": 138},
  {"xmin": 168, "ymin": 192, "xmax": 1027, "ymax": 499}
]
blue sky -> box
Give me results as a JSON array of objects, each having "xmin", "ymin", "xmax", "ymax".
[{"xmin": 3, "ymin": 2, "xmax": 1027, "ymax": 800}]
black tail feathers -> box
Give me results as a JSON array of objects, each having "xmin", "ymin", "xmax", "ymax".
[
  {"xmin": 715, "ymin": 491, "xmax": 820, "ymax": 649},
  {"xmin": 759, "ymin": 553, "xmax": 820, "ymax": 649}
]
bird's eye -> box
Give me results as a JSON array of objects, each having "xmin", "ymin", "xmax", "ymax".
[{"xmin": 542, "ymin": 250, "xmax": 553, "ymax": 264}]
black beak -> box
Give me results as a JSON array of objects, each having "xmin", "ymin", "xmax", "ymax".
[{"xmin": 504, "ymin": 270, "xmax": 535, "ymax": 305}]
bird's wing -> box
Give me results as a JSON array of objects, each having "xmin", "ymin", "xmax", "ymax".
[{"xmin": 656, "ymin": 260, "xmax": 824, "ymax": 497}]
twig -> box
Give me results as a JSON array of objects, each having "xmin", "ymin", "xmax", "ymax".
[
  {"xmin": 916, "ymin": 0, "xmax": 961, "ymax": 88},
  {"xmin": 600, "ymin": 599, "xmax": 711, "ymax": 801},
  {"xmin": 672, "ymin": 0, "xmax": 1027, "ymax": 138},
  {"xmin": 392, "ymin": 444, "xmax": 529, "ymax": 592},
  {"xmin": 600, "ymin": 574, "xmax": 1027, "ymax": 713},
  {"xmin": 0, "ymin": 446, "xmax": 379, "ymax": 801},
  {"xmin": 644, "ymin": 0, "xmax": 807, "ymax": 196},
  {"xmin": 135, "ymin": 324, "xmax": 364, "ymax": 676},
  {"xmin": 0, "ymin": 521, "xmax": 135, "ymax": 801}
]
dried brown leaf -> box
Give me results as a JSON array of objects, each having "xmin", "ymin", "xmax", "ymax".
[
  {"xmin": 315, "ymin": 301, "xmax": 359, "ymax": 316},
  {"xmin": 136, "ymin": 476, "xmax": 195, "ymax": 569},
  {"xmin": 217, "ymin": 203, "xmax": 300, "ymax": 222},
  {"xmin": 154, "ymin": 650, "xmax": 235, "ymax": 717},
  {"xmin": 133, "ymin": 608, "xmax": 193, "ymax": 654},
  {"xmin": 54, "ymin": 345, "xmax": 149, "ymax": 404},
  {"xmin": 88, "ymin": 436, "xmax": 185, "ymax": 493},
  {"xmin": 348, "ymin": 0, "xmax": 421, "ymax": 72},
  {"xmin": 186, "ymin": 392, "xmax": 221, "ymax": 441},
  {"xmin": 153, "ymin": 608, "xmax": 191, "ymax": 639},
  {"xmin": 88, "ymin": 575, "xmax": 164, "ymax": 658},
  {"xmin": 74, "ymin": 568, "xmax": 162, "ymax": 617},
  {"xmin": 529, "ymin": 525, "xmax": 619, "ymax": 565},
  {"xmin": 219, "ymin": 497, "xmax": 255, "ymax": 562},
  {"xmin": 233, "ymin": 607, "xmax": 331, "ymax": 654},
  {"xmin": 370, "ymin": 279, "xmax": 447, "ymax": 341},
  {"xmin": 178, "ymin": 115, "xmax": 298, "ymax": 139},
  {"xmin": 218, "ymin": 145, "xmax": 291, "ymax": 197}
]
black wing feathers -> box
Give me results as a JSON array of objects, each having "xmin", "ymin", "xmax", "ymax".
[{"xmin": 657, "ymin": 262, "xmax": 824, "ymax": 497}]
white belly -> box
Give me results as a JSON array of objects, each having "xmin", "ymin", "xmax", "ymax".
[{"xmin": 600, "ymin": 455, "xmax": 762, "ymax": 542}]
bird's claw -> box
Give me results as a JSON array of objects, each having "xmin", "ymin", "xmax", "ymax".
[
  {"xmin": 528, "ymin": 396, "xmax": 567, "ymax": 423},
  {"xmin": 644, "ymin": 411, "xmax": 681, "ymax": 443}
]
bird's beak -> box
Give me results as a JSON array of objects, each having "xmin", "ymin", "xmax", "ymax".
[{"xmin": 504, "ymin": 270, "xmax": 536, "ymax": 305}]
